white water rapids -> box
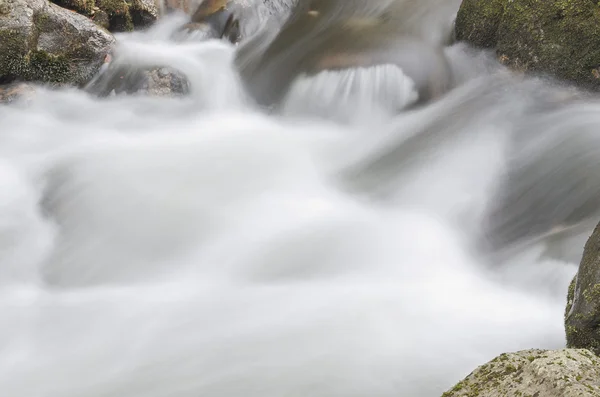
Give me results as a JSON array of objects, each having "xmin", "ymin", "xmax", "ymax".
[{"xmin": 0, "ymin": 8, "xmax": 588, "ymax": 397}]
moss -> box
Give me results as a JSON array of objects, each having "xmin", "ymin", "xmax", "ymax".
[
  {"xmin": 455, "ymin": 0, "xmax": 600, "ymax": 90},
  {"xmin": 0, "ymin": 28, "xmax": 73, "ymax": 84},
  {"xmin": 50, "ymin": 0, "xmax": 96, "ymax": 15},
  {"xmin": 25, "ymin": 51, "xmax": 71, "ymax": 83},
  {"xmin": 96, "ymin": 0, "xmax": 133, "ymax": 31},
  {"xmin": 454, "ymin": 0, "xmax": 507, "ymax": 48}
]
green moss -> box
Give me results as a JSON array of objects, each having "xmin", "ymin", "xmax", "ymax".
[
  {"xmin": 25, "ymin": 51, "xmax": 71, "ymax": 83},
  {"xmin": 96, "ymin": 0, "xmax": 133, "ymax": 31},
  {"xmin": 50, "ymin": 0, "xmax": 96, "ymax": 16},
  {"xmin": 455, "ymin": 0, "xmax": 600, "ymax": 90},
  {"xmin": 0, "ymin": 29, "xmax": 73, "ymax": 84},
  {"xmin": 454, "ymin": 0, "xmax": 507, "ymax": 48}
]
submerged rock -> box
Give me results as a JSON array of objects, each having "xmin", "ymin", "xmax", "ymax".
[
  {"xmin": 442, "ymin": 349, "xmax": 600, "ymax": 397},
  {"xmin": 455, "ymin": 0, "xmax": 600, "ymax": 90},
  {"xmin": 85, "ymin": 60, "xmax": 190, "ymax": 97},
  {"xmin": 0, "ymin": 0, "xmax": 114, "ymax": 85},
  {"xmin": 0, "ymin": 82, "xmax": 36, "ymax": 103},
  {"xmin": 187, "ymin": 0, "xmax": 276, "ymax": 43},
  {"xmin": 566, "ymin": 221, "xmax": 600, "ymax": 354},
  {"xmin": 236, "ymin": 0, "xmax": 453, "ymax": 108}
]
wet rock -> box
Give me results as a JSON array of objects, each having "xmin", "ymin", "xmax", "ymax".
[
  {"xmin": 50, "ymin": 0, "xmax": 160, "ymax": 31},
  {"xmin": 188, "ymin": 0, "xmax": 272, "ymax": 44},
  {"xmin": 455, "ymin": 0, "xmax": 600, "ymax": 90},
  {"xmin": 565, "ymin": 221, "xmax": 600, "ymax": 354},
  {"xmin": 442, "ymin": 349, "xmax": 600, "ymax": 397},
  {"xmin": 0, "ymin": 82, "xmax": 36, "ymax": 103},
  {"xmin": 236, "ymin": 0, "xmax": 453, "ymax": 107},
  {"xmin": 142, "ymin": 67, "xmax": 189, "ymax": 96},
  {"xmin": 85, "ymin": 59, "xmax": 189, "ymax": 97},
  {"xmin": 0, "ymin": 0, "xmax": 115, "ymax": 85}
]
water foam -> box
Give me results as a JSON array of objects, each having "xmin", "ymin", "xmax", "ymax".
[{"xmin": 0, "ymin": 11, "xmax": 580, "ymax": 397}]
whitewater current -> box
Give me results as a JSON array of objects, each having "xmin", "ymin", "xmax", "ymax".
[{"xmin": 0, "ymin": 9, "xmax": 587, "ymax": 397}]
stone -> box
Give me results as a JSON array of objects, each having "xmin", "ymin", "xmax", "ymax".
[
  {"xmin": 0, "ymin": 0, "xmax": 115, "ymax": 85},
  {"xmin": 188, "ymin": 0, "xmax": 271, "ymax": 44},
  {"xmin": 50, "ymin": 0, "xmax": 160, "ymax": 31},
  {"xmin": 235, "ymin": 0, "xmax": 452, "ymax": 107},
  {"xmin": 442, "ymin": 349, "xmax": 600, "ymax": 397},
  {"xmin": 455, "ymin": 0, "xmax": 600, "ymax": 90},
  {"xmin": 84, "ymin": 59, "xmax": 190, "ymax": 97},
  {"xmin": 566, "ymin": 221, "xmax": 600, "ymax": 355}
]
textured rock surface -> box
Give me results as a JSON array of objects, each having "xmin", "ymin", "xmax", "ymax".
[
  {"xmin": 455, "ymin": 0, "xmax": 600, "ymax": 90},
  {"xmin": 51, "ymin": 0, "xmax": 160, "ymax": 31},
  {"xmin": 442, "ymin": 349, "xmax": 600, "ymax": 397},
  {"xmin": 0, "ymin": 0, "xmax": 114, "ymax": 85},
  {"xmin": 566, "ymin": 221, "xmax": 600, "ymax": 354}
]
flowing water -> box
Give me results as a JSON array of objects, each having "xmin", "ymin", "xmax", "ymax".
[{"xmin": 0, "ymin": 3, "xmax": 591, "ymax": 397}]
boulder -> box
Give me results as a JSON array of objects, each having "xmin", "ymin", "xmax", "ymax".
[
  {"xmin": 442, "ymin": 349, "xmax": 600, "ymax": 397},
  {"xmin": 234, "ymin": 0, "xmax": 452, "ymax": 107},
  {"xmin": 455, "ymin": 0, "xmax": 600, "ymax": 90},
  {"xmin": 0, "ymin": 0, "xmax": 114, "ymax": 85},
  {"xmin": 50, "ymin": 0, "xmax": 160, "ymax": 31},
  {"xmin": 565, "ymin": 221, "xmax": 600, "ymax": 354}
]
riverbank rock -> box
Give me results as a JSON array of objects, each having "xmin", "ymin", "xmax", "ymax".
[
  {"xmin": 565, "ymin": 221, "xmax": 600, "ymax": 354},
  {"xmin": 455, "ymin": 0, "xmax": 600, "ymax": 90},
  {"xmin": 0, "ymin": 0, "xmax": 115, "ymax": 85},
  {"xmin": 442, "ymin": 349, "xmax": 600, "ymax": 397},
  {"xmin": 50, "ymin": 0, "xmax": 160, "ymax": 31}
]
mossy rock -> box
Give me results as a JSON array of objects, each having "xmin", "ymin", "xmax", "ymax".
[
  {"xmin": 95, "ymin": 0, "xmax": 133, "ymax": 31},
  {"xmin": 454, "ymin": 0, "xmax": 506, "ymax": 48},
  {"xmin": 0, "ymin": 0, "xmax": 114, "ymax": 85},
  {"xmin": 566, "ymin": 221, "xmax": 600, "ymax": 355},
  {"xmin": 455, "ymin": 0, "xmax": 600, "ymax": 90},
  {"xmin": 49, "ymin": 0, "xmax": 159, "ymax": 31},
  {"xmin": 442, "ymin": 349, "xmax": 600, "ymax": 397}
]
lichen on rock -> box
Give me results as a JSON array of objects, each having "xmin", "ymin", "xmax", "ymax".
[
  {"xmin": 0, "ymin": 0, "xmax": 114, "ymax": 85},
  {"xmin": 442, "ymin": 349, "xmax": 600, "ymax": 397}
]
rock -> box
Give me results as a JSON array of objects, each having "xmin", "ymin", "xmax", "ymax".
[
  {"xmin": 50, "ymin": 0, "xmax": 160, "ymax": 31},
  {"xmin": 442, "ymin": 349, "xmax": 600, "ymax": 397},
  {"xmin": 0, "ymin": 82, "xmax": 36, "ymax": 103},
  {"xmin": 0, "ymin": 0, "xmax": 114, "ymax": 85},
  {"xmin": 455, "ymin": 0, "xmax": 600, "ymax": 90},
  {"xmin": 142, "ymin": 67, "xmax": 189, "ymax": 96},
  {"xmin": 188, "ymin": 0, "xmax": 272, "ymax": 44},
  {"xmin": 235, "ymin": 0, "xmax": 452, "ymax": 107},
  {"xmin": 565, "ymin": 221, "xmax": 600, "ymax": 354},
  {"xmin": 84, "ymin": 59, "xmax": 190, "ymax": 97}
]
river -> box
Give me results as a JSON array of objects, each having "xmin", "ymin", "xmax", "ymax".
[{"xmin": 0, "ymin": 2, "xmax": 586, "ymax": 396}]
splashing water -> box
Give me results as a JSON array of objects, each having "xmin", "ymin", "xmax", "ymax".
[{"xmin": 0, "ymin": 6, "xmax": 586, "ymax": 397}]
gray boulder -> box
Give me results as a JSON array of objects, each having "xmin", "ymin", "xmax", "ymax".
[
  {"xmin": 0, "ymin": 0, "xmax": 114, "ymax": 85},
  {"xmin": 442, "ymin": 349, "xmax": 600, "ymax": 397}
]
